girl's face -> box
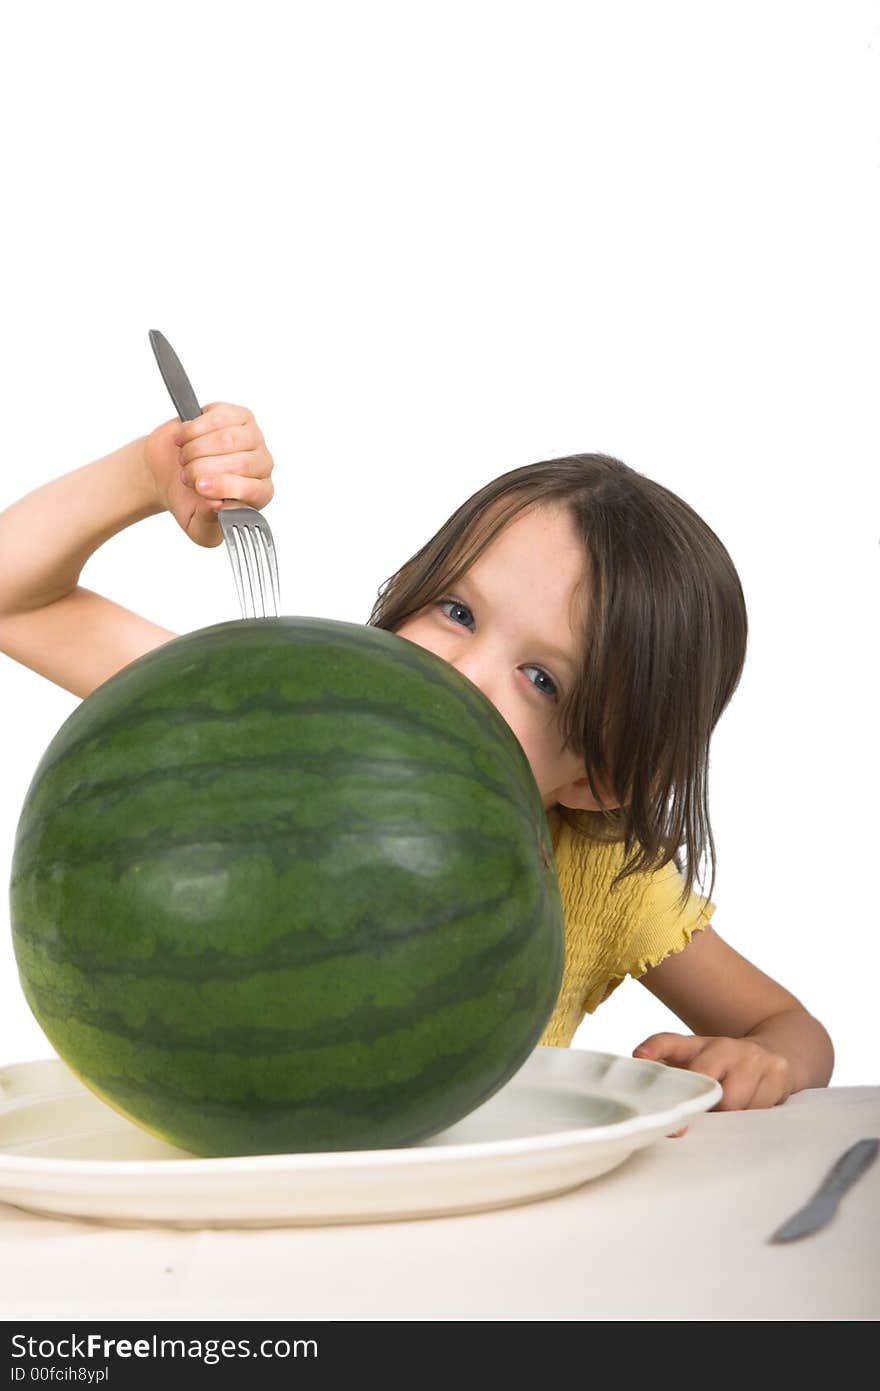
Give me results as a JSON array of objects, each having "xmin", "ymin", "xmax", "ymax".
[{"xmin": 394, "ymin": 502, "xmax": 618, "ymax": 813}]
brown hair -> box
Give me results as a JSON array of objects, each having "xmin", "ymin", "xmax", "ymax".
[{"xmin": 368, "ymin": 454, "xmax": 748, "ymax": 912}]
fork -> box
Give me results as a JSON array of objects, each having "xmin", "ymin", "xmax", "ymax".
[{"xmin": 148, "ymin": 329, "xmax": 281, "ymax": 619}]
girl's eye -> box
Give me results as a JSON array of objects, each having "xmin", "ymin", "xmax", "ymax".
[
  {"xmin": 523, "ymin": 666, "xmax": 560, "ymax": 700},
  {"xmin": 434, "ymin": 599, "xmax": 560, "ymax": 700},
  {"xmin": 437, "ymin": 598, "xmax": 475, "ymax": 630}
]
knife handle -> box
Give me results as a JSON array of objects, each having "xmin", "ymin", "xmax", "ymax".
[{"xmin": 816, "ymin": 1137, "xmax": 879, "ymax": 1200}]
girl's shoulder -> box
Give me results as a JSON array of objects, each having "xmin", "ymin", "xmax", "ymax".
[
  {"xmin": 545, "ymin": 805, "xmax": 717, "ymax": 1021},
  {"xmin": 546, "ymin": 804, "xmax": 716, "ymax": 934},
  {"xmin": 546, "ymin": 805, "xmax": 642, "ymax": 878},
  {"xmin": 546, "ymin": 805, "xmax": 622, "ymax": 846}
]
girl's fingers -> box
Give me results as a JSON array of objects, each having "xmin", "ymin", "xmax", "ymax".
[
  {"xmin": 193, "ymin": 475, "xmax": 275, "ymax": 508},
  {"xmin": 746, "ymin": 1066, "xmax": 793, "ymax": 1111},
  {"xmin": 175, "ymin": 404, "xmax": 253, "ymax": 447},
  {"xmin": 179, "ymin": 424, "xmax": 264, "ymax": 469},
  {"xmin": 181, "ymin": 450, "xmax": 270, "ymax": 488}
]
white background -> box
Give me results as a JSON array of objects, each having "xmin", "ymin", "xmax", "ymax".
[{"xmin": 1, "ymin": 1, "xmax": 877, "ymax": 1086}]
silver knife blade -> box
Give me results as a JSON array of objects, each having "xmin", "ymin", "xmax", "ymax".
[
  {"xmin": 767, "ymin": 1137, "xmax": 879, "ymax": 1244},
  {"xmin": 149, "ymin": 329, "xmax": 203, "ymax": 422}
]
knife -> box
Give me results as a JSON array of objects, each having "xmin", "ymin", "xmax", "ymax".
[
  {"xmin": 148, "ymin": 329, "xmax": 203, "ymax": 422},
  {"xmin": 767, "ymin": 1137, "xmax": 879, "ymax": 1243}
]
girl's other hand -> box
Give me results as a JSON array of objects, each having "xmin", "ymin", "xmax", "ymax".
[
  {"xmin": 144, "ymin": 403, "xmax": 275, "ymax": 549},
  {"xmin": 633, "ymin": 1031, "xmax": 796, "ymax": 1138}
]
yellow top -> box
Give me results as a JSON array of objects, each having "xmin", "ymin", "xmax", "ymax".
[{"xmin": 537, "ymin": 806, "xmax": 716, "ymax": 1048}]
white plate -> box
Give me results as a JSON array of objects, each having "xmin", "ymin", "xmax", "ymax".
[{"xmin": 0, "ymin": 1048, "xmax": 721, "ymax": 1227}]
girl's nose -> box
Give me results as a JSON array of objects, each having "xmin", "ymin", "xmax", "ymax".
[{"xmin": 451, "ymin": 652, "xmax": 505, "ymax": 718}]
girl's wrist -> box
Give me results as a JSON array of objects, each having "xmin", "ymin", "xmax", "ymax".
[{"xmin": 130, "ymin": 436, "xmax": 166, "ymax": 516}]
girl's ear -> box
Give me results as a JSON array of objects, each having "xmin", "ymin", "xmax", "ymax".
[{"xmin": 554, "ymin": 773, "xmax": 622, "ymax": 813}]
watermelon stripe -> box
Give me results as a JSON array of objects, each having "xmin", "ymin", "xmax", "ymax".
[
  {"xmin": 22, "ymin": 631, "xmax": 526, "ymax": 794},
  {"xmin": 12, "ymin": 873, "xmax": 537, "ymax": 971},
  {"xmin": 17, "ymin": 916, "xmax": 554, "ymax": 1053},
  {"xmin": 73, "ymin": 1006, "xmax": 548, "ymax": 1153}
]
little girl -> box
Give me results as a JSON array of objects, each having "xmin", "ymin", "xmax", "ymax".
[{"xmin": 0, "ymin": 401, "xmax": 835, "ymax": 1122}]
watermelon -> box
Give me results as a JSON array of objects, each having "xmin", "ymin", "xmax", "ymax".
[{"xmin": 9, "ymin": 617, "xmax": 564, "ymax": 1156}]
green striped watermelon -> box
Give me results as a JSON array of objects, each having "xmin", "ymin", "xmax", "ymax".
[{"xmin": 9, "ymin": 617, "xmax": 564, "ymax": 1156}]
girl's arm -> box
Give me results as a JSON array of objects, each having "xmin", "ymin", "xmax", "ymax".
[
  {"xmin": 0, "ymin": 438, "xmax": 178, "ymax": 698},
  {"xmin": 0, "ymin": 405, "xmax": 273, "ymax": 700},
  {"xmin": 632, "ymin": 925, "xmax": 835, "ymax": 1106}
]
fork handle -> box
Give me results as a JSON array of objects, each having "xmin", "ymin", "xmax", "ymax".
[
  {"xmin": 149, "ymin": 330, "xmax": 235, "ymax": 504},
  {"xmin": 149, "ymin": 330, "xmax": 202, "ymax": 422}
]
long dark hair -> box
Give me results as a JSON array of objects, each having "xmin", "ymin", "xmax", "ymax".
[{"xmin": 368, "ymin": 454, "xmax": 748, "ymax": 912}]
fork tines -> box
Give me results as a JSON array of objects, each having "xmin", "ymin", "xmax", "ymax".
[{"xmin": 217, "ymin": 505, "xmax": 281, "ymax": 619}]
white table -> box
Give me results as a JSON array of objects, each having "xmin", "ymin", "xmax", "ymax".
[{"xmin": 1, "ymin": 1086, "xmax": 877, "ymax": 1322}]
